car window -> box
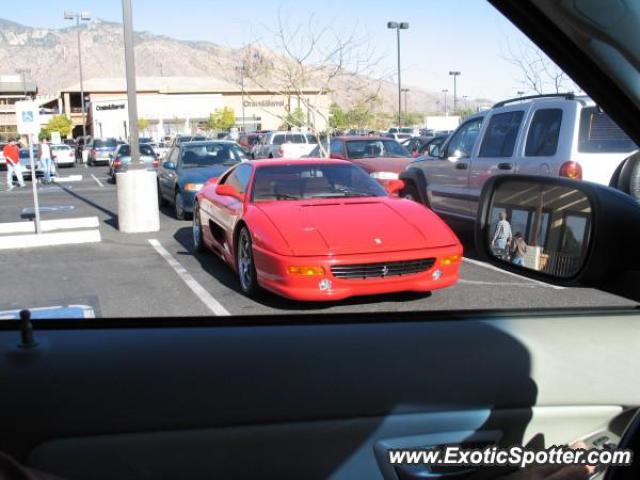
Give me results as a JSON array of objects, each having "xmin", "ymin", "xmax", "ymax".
[
  {"xmin": 578, "ymin": 107, "xmax": 638, "ymax": 153},
  {"xmin": 252, "ymin": 163, "xmax": 386, "ymax": 201},
  {"xmin": 223, "ymin": 163, "xmax": 252, "ymax": 194},
  {"xmin": 181, "ymin": 143, "xmax": 246, "ymax": 168},
  {"xmin": 330, "ymin": 139, "xmax": 344, "ymax": 154},
  {"xmin": 306, "ymin": 134, "xmax": 318, "ymax": 144},
  {"xmin": 478, "ymin": 111, "xmax": 524, "ymax": 157},
  {"xmin": 444, "ymin": 118, "xmax": 484, "ymax": 158},
  {"xmin": 168, "ymin": 148, "xmax": 180, "ymax": 164},
  {"xmin": 525, "ymin": 109, "xmax": 563, "ymax": 157},
  {"xmin": 93, "ymin": 139, "xmax": 118, "ymax": 148},
  {"xmin": 289, "ymin": 134, "xmax": 306, "ymax": 144},
  {"xmin": 272, "ymin": 134, "xmax": 285, "ymax": 145},
  {"xmin": 345, "ymin": 139, "xmax": 410, "ymax": 159}
]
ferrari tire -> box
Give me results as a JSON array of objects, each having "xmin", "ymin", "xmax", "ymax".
[
  {"xmin": 236, "ymin": 227, "xmax": 259, "ymax": 296},
  {"xmin": 192, "ymin": 201, "xmax": 206, "ymax": 253}
]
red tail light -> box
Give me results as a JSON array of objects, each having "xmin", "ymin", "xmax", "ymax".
[
  {"xmin": 113, "ymin": 159, "xmax": 121, "ymax": 168},
  {"xmin": 152, "ymin": 159, "xmax": 159, "ymax": 168},
  {"xmin": 278, "ymin": 148, "xmax": 284, "ymax": 157},
  {"xmin": 559, "ymin": 161, "xmax": 582, "ymax": 180}
]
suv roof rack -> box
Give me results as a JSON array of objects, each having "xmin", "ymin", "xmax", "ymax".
[{"xmin": 492, "ymin": 93, "xmax": 577, "ymax": 108}]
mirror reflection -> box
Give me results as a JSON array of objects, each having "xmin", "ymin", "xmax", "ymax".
[{"xmin": 487, "ymin": 180, "xmax": 592, "ymax": 278}]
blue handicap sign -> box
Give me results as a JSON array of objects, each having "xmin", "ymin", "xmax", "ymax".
[{"xmin": 22, "ymin": 111, "xmax": 34, "ymax": 122}]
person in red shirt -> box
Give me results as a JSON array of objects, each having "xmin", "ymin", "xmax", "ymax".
[{"xmin": 3, "ymin": 138, "xmax": 25, "ymax": 190}]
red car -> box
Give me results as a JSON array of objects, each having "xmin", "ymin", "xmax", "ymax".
[
  {"xmin": 193, "ymin": 159, "xmax": 462, "ymax": 301},
  {"xmin": 327, "ymin": 136, "xmax": 413, "ymax": 194}
]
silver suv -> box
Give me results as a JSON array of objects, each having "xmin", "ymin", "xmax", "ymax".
[{"xmin": 400, "ymin": 93, "xmax": 638, "ymax": 221}]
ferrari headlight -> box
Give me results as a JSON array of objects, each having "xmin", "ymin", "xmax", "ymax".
[
  {"xmin": 184, "ymin": 183, "xmax": 204, "ymax": 192},
  {"xmin": 370, "ymin": 171, "xmax": 399, "ymax": 180}
]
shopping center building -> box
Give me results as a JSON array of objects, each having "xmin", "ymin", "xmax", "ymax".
[{"xmin": 59, "ymin": 77, "xmax": 330, "ymax": 139}]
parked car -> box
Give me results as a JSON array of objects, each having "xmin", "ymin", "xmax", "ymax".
[
  {"xmin": 150, "ymin": 141, "xmax": 171, "ymax": 160},
  {"xmin": 109, "ymin": 143, "xmax": 159, "ymax": 182},
  {"xmin": 252, "ymin": 131, "xmax": 318, "ymax": 159},
  {"xmin": 171, "ymin": 135, "xmax": 207, "ymax": 148},
  {"xmin": 400, "ymin": 94, "xmax": 639, "ymax": 221},
  {"xmin": 15, "ymin": 146, "xmax": 56, "ymax": 181},
  {"xmin": 157, "ymin": 140, "xmax": 248, "ymax": 219},
  {"xmin": 237, "ymin": 133, "xmax": 263, "ymax": 155},
  {"xmin": 51, "ymin": 144, "xmax": 75, "ymax": 168},
  {"xmin": 328, "ymin": 136, "xmax": 412, "ymax": 193},
  {"xmin": 384, "ymin": 132, "xmax": 412, "ymax": 142},
  {"xmin": 87, "ymin": 138, "xmax": 119, "ymax": 166},
  {"xmin": 193, "ymin": 159, "xmax": 462, "ymax": 300}
]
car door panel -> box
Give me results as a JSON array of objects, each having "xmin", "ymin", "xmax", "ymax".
[
  {"xmin": 426, "ymin": 117, "xmax": 484, "ymax": 219},
  {"xmin": 0, "ymin": 312, "xmax": 638, "ymax": 480}
]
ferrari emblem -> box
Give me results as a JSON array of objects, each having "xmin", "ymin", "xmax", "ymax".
[
  {"xmin": 374, "ymin": 238, "xmax": 382, "ymax": 245},
  {"xmin": 382, "ymin": 265, "xmax": 389, "ymax": 276}
]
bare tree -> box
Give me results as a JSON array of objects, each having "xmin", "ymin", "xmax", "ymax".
[
  {"xmin": 502, "ymin": 39, "xmax": 580, "ymax": 95},
  {"xmin": 235, "ymin": 12, "xmax": 385, "ymax": 156}
]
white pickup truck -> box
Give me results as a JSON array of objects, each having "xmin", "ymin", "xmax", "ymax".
[{"xmin": 252, "ymin": 131, "xmax": 319, "ymax": 159}]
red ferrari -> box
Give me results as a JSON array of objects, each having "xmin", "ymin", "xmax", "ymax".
[{"xmin": 193, "ymin": 159, "xmax": 463, "ymax": 301}]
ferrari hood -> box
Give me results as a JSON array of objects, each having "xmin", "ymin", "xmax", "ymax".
[{"xmin": 256, "ymin": 199, "xmax": 457, "ymax": 256}]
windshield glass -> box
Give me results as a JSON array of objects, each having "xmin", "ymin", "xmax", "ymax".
[
  {"xmin": 252, "ymin": 164, "xmax": 387, "ymax": 200},
  {"xmin": 346, "ymin": 139, "xmax": 410, "ymax": 158},
  {"xmin": 181, "ymin": 143, "xmax": 246, "ymax": 168},
  {"xmin": 94, "ymin": 139, "xmax": 117, "ymax": 148},
  {"xmin": 118, "ymin": 145, "xmax": 155, "ymax": 157},
  {"xmin": 578, "ymin": 107, "xmax": 638, "ymax": 153}
]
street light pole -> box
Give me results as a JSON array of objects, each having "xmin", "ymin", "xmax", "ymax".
[
  {"xmin": 387, "ymin": 21, "xmax": 409, "ymax": 129},
  {"xmin": 442, "ymin": 89, "xmax": 448, "ymax": 115},
  {"xmin": 64, "ymin": 10, "xmax": 90, "ymax": 142},
  {"xmin": 449, "ymin": 71, "xmax": 460, "ymax": 113}
]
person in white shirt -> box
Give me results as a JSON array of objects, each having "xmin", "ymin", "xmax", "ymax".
[
  {"xmin": 492, "ymin": 211, "xmax": 513, "ymax": 256},
  {"xmin": 39, "ymin": 138, "xmax": 53, "ymax": 184}
]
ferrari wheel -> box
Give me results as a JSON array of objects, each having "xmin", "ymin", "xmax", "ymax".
[
  {"xmin": 192, "ymin": 201, "xmax": 206, "ymax": 253},
  {"xmin": 236, "ymin": 227, "xmax": 258, "ymax": 296}
]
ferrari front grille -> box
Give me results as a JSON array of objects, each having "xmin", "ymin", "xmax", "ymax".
[{"xmin": 330, "ymin": 258, "xmax": 436, "ymax": 280}]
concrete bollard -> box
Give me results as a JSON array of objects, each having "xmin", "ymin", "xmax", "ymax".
[{"xmin": 116, "ymin": 169, "xmax": 160, "ymax": 233}]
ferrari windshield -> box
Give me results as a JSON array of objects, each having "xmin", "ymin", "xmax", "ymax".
[
  {"xmin": 252, "ymin": 164, "xmax": 387, "ymax": 201},
  {"xmin": 181, "ymin": 142, "xmax": 247, "ymax": 168},
  {"xmin": 346, "ymin": 139, "xmax": 410, "ymax": 159}
]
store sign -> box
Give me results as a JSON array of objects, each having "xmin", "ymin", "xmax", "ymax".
[
  {"xmin": 15, "ymin": 100, "xmax": 41, "ymax": 134},
  {"xmin": 96, "ymin": 103, "xmax": 126, "ymax": 111},
  {"xmin": 243, "ymin": 100, "xmax": 285, "ymax": 108}
]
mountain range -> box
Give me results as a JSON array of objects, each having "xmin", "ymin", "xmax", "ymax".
[{"xmin": 0, "ymin": 17, "xmax": 492, "ymax": 115}]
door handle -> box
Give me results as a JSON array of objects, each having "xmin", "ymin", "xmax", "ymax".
[
  {"xmin": 498, "ymin": 163, "xmax": 513, "ymax": 170},
  {"xmin": 455, "ymin": 163, "xmax": 468, "ymax": 170}
]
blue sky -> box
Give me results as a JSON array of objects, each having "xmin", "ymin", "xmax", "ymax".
[{"xmin": 8, "ymin": 0, "xmax": 562, "ymax": 100}]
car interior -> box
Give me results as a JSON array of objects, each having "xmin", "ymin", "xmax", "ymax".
[{"xmin": 1, "ymin": 1, "xmax": 639, "ymax": 480}]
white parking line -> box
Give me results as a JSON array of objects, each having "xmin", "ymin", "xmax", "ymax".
[
  {"xmin": 463, "ymin": 257, "xmax": 566, "ymax": 290},
  {"xmin": 148, "ymin": 239, "xmax": 231, "ymax": 316},
  {"xmin": 91, "ymin": 174, "xmax": 104, "ymax": 187}
]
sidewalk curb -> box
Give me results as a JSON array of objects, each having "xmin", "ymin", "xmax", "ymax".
[{"xmin": 0, "ymin": 229, "xmax": 101, "ymax": 250}]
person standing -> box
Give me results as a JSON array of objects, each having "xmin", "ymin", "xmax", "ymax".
[
  {"xmin": 491, "ymin": 211, "xmax": 513, "ymax": 258},
  {"xmin": 39, "ymin": 137, "xmax": 53, "ymax": 184},
  {"xmin": 511, "ymin": 232, "xmax": 528, "ymax": 266},
  {"xmin": 3, "ymin": 139, "xmax": 24, "ymax": 191}
]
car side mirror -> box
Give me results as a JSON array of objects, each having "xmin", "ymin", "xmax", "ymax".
[
  {"xmin": 330, "ymin": 152, "xmax": 345, "ymax": 160},
  {"xmin": 215, "ymin": 184, "xmax": 244, "ymax": 201},
  {"xmin": 475, "ymin": 174, "xmax": 640, "ymax": 287},
  {"xmin": 162, "ymin": 161, "xmax": 176, "ymax": 170}
]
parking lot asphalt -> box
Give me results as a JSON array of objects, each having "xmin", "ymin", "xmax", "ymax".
[{"xmin": 0, "ymin": 164, "xmax": 637, "ymax": 317}]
